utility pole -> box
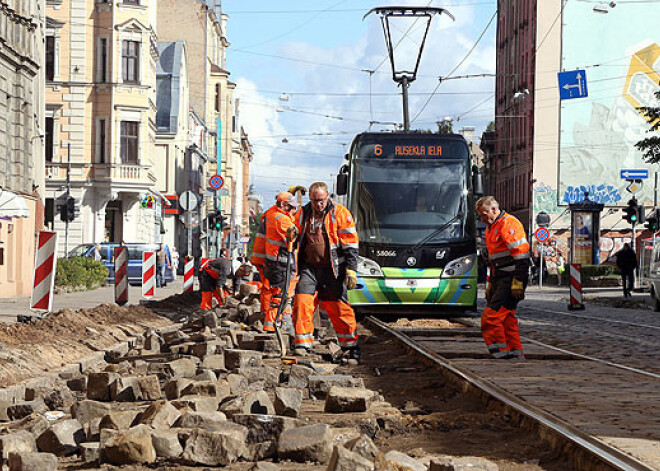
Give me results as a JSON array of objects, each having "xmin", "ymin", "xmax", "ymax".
[{"xmin": 65, "ymin": 143, "xmax": 71, "ymax": 257}]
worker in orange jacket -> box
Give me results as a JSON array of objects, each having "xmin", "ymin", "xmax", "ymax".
[
  {"xmin": 476, "ymin": 196, "xmax": 530, "ymax": 359},
  {"xmin": 256, "ymin": 192, "xmax": 299, "ymax": 332},
  {"xmin": 290, "ymin": 181, "xmax": 360, "ymax": 362},
  {"xmin": 250, "ymin": 209, "xmax": 271, "ymax": 324},
  {"xmin": 199, "ymin": 249, "xmax": 233, "ymax": 310}
]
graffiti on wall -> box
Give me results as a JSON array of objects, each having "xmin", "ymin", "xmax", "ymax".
[
  {"xmin": 562, "ymin": 184, "xmax": 623, "ymax": 205},
  {"xmin": 534, "ymin": 183, "xmax": 560, "ymax": 214},
  {"xmin": 599, "ymin": 235, "xmax": 632, "ymax": 262}
]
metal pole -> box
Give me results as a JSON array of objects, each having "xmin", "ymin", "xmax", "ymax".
[
  {"xmin": 65, "ymin": 143, "xmax": 71, "ymax": 257},
  {"xmin": 539, "ymin": 243, "xmax": 543, "ymax": 289},
  {"xmin": 632, "ymin": 223, "xmax": 637, "ymax": 289},
  {"xmin": 401, "ymin": 76, "xmax": 410, "ymax": 131},
  {"xmin": 655, "ymin": 171, "xmax": 658, "ymax": 208},
  {"xmin": 186, "ymin": 210, "xmax": 192, "ymax": 256}
]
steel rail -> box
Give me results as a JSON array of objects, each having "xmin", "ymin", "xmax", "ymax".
[
  {"xmin": 456, "ymin": 318, "xmax": 660, "ymax": 380},
  {"xmin": 521, "ymin": 306, "xmax": 660, "ymax": 332},
  {"xmin": 366, "ymin": 316, "xmax": 656, "ymax": 471}
]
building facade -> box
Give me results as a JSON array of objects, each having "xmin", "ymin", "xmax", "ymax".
[
  {"xmin": 0, "ymin": 0, "xmax": 46, "ymax": 297},
  {"xmin": 158, "ymin": 0, "xmax": 238, "ymax": 258},
  {"xmin": 45, "ymin": 0, "xmax": 160, "ymax": 255}
]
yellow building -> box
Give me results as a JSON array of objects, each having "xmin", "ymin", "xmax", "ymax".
[{"xmin": 45, "ymin": 0, "xmax": 160, "ymax": 254}]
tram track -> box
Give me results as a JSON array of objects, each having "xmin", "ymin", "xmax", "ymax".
[{"xmin": 365, "ymin": 315, "xmax": 660, "ymax": 471}]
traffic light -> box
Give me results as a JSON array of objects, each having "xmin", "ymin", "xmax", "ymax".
[
  {"xmin": 646, "ymin": 208, "xmax": 660, "ymax": 231},
  {"xmin": 60, "ymin": 196, "xmax": 76, "ymax": 222},
  {"xmin": 623, "ymin": 198, "xmax": 639, "ymax": 225},
  {"xmin": 218, "ymin": 214, "xmax": 228, "ymax": 230}
]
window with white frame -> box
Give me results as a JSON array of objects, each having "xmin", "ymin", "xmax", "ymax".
[
  {"xmin": 120, "ymin": 121, "xmax": 139, "ymax": 164},
  {"xmin": 122, "ymin": 40, "xmax": 140, "ymax": 84},
  {"xmin": 45, "ymin": 117, "xmax": 54, "ymax": 162},
  {"xmin": 45, "ymin": 36, "xmax": 55, "ymax": 81}
]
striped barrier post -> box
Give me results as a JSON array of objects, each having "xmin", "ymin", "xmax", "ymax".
[
  {"xmin": 142, "ymin": 251, "xmax": 156, "ymax": 298},
  {"xmin": 114, "ymin": 246, "xmax": 128, "ymax": 306},
  {"xmin": 568, "ymin": 263, "xmax": 585, "ymax": 310},
  {"xmin": 30, "ymin": 231, "xmax": 58, "ymax": 313},
  {"xmin": 183, "ymin": 256, "xmax": 194, "ymax": 292}
]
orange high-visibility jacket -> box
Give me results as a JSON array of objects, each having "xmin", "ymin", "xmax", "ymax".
[
  {"xmin": 485, "ymin": 211, "xmax": 530, "ymax": 280},
  {"xmin": 294, "ymin": 200, "xmax": 359, "ymax": 277},
  {"xmin": 250, "ymin": 206, "xmax": 278, "ymax": 267},
  {"xmin": 264, "ymin": 206, "xmax": 296, "ymax": 265}
]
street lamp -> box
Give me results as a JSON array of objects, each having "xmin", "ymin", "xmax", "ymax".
[{"xmin": 364, "ymin": 6, "xmax": 454, "ymax": 131}]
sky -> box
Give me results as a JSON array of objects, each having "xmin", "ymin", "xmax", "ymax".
[{"xmin": 222, "ymin": 0, "xmax": 498, "ymax": 207}]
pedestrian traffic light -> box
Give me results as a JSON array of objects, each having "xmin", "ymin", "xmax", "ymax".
[
  {"xmin": 218, "ymin": 214, "xmax": 228, "ymax": 230},
  {"xmin": 623, "ymin": 198, "xmax": 639, "ymax": 225}
]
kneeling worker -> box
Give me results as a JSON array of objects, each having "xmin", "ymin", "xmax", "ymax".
[
  {"xmin": 476, "ymin": 196, "xmax": 530, "ymax": 359},
  {"xmin": 291, "ymin": 181, "xmax": 360, "ymax": 361},
  {"xmin": 200, "ymin": 249, "xmax": 233, "ymax": 310}
]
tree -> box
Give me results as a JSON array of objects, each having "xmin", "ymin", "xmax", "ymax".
[
  {"xmin": 486, "ymin": 121, "xmax": 495, "ymax": 132},
  {"xmin": 246, "ymin": 208, "xmax": 262, "ymax": 258},
  {"xmin": 635, "ymin": 87, "xmax": 660, "ymax": 163}
]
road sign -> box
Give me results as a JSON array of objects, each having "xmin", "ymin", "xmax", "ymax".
[
  {"xmin": 535, "ymin": 227, "xmax": 549, "ymax": 242},
  {"xmin": 626, "ymin": 180, "xmax": 643, "ymax": 194},
  {"xmin": 558, "ymin": 70, "xmax": 588, "ymax": 100},
  {"xmin": 179, "ymin": 191, "xmax": 198, "ymax": 211},
  {"xmin": 620, "ymin": 169, "xmax": 649, "ymax": 179},
  {"xmin": 209, "ymin": 174, "xmax": 224, "ymax": 190},
  {"xmin": 218, "ymin": 188, "xmax": 229, "ymax": 196}
]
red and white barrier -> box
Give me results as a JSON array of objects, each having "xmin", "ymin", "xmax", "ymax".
[
  {"xmin": 114, "ymin": 246, "xmax": 128, "ymax": 306},
  {"xmin": 568, "ymin": 263, "xmax": 585, "ymax": 310},
  {"xmin": 183, "ymin": 256, "xmax": 194, "ymax": 292},
  {"xmin": 142, "ymin": 251, "xmax": 156, "ymax": 298},
  {"xmin": 30, "ymin": 231, "xmax": 58, "ymax": 313},
  {"xmin": 200, "ymin": 257, "xmax": 209, "ymax": 270}
]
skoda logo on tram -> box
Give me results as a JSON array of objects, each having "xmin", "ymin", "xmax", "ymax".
[{"xmin": 406, "ymin": 256, "xmax": 417, "ymax": 267}]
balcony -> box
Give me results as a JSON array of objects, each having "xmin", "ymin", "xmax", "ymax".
[{"xmin": 45, "ymin": 163, "xmax": 157, "ymax": 187}]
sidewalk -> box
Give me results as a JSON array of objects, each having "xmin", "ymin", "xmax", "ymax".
[
  {"xmin": 0, "ymin": 278, "xmax": 187, "ymax": 323},
  {"xmin": 524, "ymin": 283, "xmax": 652, "ymax": 306}
]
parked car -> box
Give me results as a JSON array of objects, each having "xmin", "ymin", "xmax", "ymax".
[{"xmin": 68, "ymin": 243, "xmax": 174, "ymax": 285}]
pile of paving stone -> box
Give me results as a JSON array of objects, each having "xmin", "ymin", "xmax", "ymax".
[{"xmin": 0, "ymin": 285, "xmax": 499, "ymax": 470}]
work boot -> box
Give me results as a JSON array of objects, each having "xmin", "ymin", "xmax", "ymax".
[{"xmin": 343, "ymin": 346, "xmax": 361, "ymax": 365}]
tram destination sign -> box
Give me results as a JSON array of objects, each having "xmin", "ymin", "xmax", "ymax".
[{"xmin": 359, "ymin": 137, "xmax": 468, "ymax": 160}]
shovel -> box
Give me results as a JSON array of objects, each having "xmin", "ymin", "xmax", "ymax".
[{"xmin": 273, "ymin": 238, "xmax": 295, "ymax": 358}]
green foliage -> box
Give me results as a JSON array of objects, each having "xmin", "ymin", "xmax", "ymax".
[
  {"xmin": 55, "ymin": 257, "xmax": 108, "ymax": 289},
  {"xmin": 486, "ymin": 121, "xmax": 495, "ymax": 132},
  {"xmin": 580, "ymin": 264, "xmax": 615, "ymax": 277},
  {"xmin": 636, "ymin": 87, "xmax": 660, "ymax": 163}
]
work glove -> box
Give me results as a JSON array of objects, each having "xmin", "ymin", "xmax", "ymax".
[
  {"xmin": 485, "ymin": 282, "xmax": 493, "ymax": 303},
  {"xmin": 286, "ymin": 226, "xmax": 299, "ymax": 243},
  {"xmin": 345, "ymin": 269, "xmax": 358, "ymax": 290},
  {"xmin": 511, "ymin": 278, "xmax": 525, "ymax": 301}
]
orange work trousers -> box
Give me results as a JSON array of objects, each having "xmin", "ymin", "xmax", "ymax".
[
  {"xmin": 263, "ymin": 276, "xmax": 297, "ymax": 332},
  {"xmin": 293, "ymin": 265, "xmax": 358, "ymax": 351},
  {"xmin": 481, "ymin": 306, "xmax": 524, "ymax": 359},
  {"xmin": 200, "ymin": 288, "xmax": 225, "ymax": 310}
]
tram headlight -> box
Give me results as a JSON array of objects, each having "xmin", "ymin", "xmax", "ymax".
[
  {"xmin": 357, "ymin": 256, "xmax": 384, "ymax": 277},
  {"xmin": 441, "ymin": 254, "xmax": 476, "ymax": 278}
]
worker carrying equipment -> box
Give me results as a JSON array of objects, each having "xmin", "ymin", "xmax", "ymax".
[
  {"xmin": 261, "ymin": 192, "xmax": 299, "ymax": 333},
  {"xmin": 476, "ymin": 196, "xmax": 530, "ymax": 360},
  {"xmin": 291, "ymin": 181, "xmax": 360, "ymax": 363},
  {"xmin": 199, "ymin": 249, "xmax": 233, "ymax": 310}
]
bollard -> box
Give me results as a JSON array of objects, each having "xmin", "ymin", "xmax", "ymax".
[
  {"xmin": 114, "ymin": 246, "xmax": 128, "ymax": 306},
  {"xmin": 30, "ymin": 231, "xmax": 58, "ymax": 313},
  {"xmin": 142, "ymin": 251, "xmax": 156, "ymax": 298},
  {"xmin": 183, "ymin": 256, "xmax": 194, "ymax": 292},
  {"xmin": 568, "ymin": 263, "xmax": 585, "ymax": 310}
]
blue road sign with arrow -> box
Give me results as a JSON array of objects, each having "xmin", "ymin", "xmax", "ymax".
[
  {"xmin": 620, "ymin": 169, "xmax": 649, "ymax": 179},
  {"xmin": 558, "ymin": 70, "xmax": 588, "ymax": 100}
]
